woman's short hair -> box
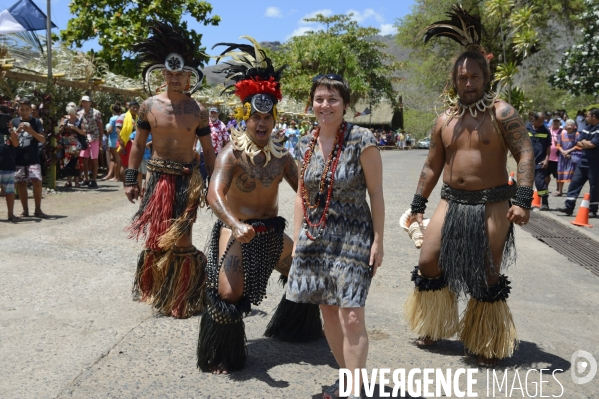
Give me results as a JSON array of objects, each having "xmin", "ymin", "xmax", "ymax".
[
  {"xmin": 66, "ymin": 102, "xmax": 77, "ymax": 115},
  {"xmin": 565, "ymin": 119, "xmax": 576, "ymax": 126},
  {"xmin": 309, "ymin": 74, "xmax": 351, "ymax": 108}
]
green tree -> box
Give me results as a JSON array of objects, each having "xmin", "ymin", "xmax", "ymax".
[
  {"xmin": 395, "ymin": 0, "xmax": 585, "ymax": 107},
  {"xmin": 269, "ymin": 14, "xmax": 402, "ymax": 109},
  {"xmin": 549, "ymin": 0, "xmax": 599, "ymax": 98},
  {"xmin": 60, "ymin": 0, "xmax": 220, "ymax": 78}
]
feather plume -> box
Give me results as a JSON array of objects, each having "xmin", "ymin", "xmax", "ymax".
[
  {"xmin": 132, "ymin": 20, "xmax": 206, "ymax": 91},
  {"xmin": 421, "ymin": 4, "xmax": 482, "ymax": 49},
  {"xmin": 212, "ymin": 36, "xmax": 286, "ymax": 102}
]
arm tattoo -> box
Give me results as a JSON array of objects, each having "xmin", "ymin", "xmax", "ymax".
[
  {"xmin": 516, "ymin": 159, "xmax": 534, "ymax": 186},
  {"xmin": 500, "ymin": 105, "xmax": 531, "ymax": 158},
  {"xmin": 212, "ymin": 155, "xmax": 235, "ymax": 189},
  {"xmin": 223, "ymin": 255, "xmax": 243, "ymax": 274},
  {"xmin": 416, "ymin": 158, "xmax": 432, "ymax": 195},
  {"xmin": 500, "ymin": 105, "xmax": 534, "ymax": 187},
  {"xmin": 198, "ymin": 108, "xmax": 209, "ymax": 129}
]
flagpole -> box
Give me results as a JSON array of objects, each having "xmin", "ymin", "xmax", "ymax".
[{"xmin": 46, "ymin": 0, "xmax": 51, "ymax": 79}]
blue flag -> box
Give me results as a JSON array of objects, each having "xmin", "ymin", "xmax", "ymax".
[{"xmin": 7, "ymin": 0, "xmax": 56, "ymax": 31}]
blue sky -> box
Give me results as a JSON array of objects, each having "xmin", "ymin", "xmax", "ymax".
[{"xmin": 1, "ymin": 0, "xmax": 416, "ymax": 65}]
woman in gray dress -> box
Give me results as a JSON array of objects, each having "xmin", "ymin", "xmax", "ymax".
[{"xmin": 286, "ymin": 74, "xmax": 385, "ymax": 399}]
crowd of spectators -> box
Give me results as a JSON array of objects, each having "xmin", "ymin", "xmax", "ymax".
[
  {"xmin": 0, "ymin": 94, "xmax": 150, "ymax": 222},
  {"xmin": 2, "ymin": 96, "xmax": 595, "ymax": 223},
  {"xmin": 526, "ymin": 108, "xmax": 598, "ymax": 216}
]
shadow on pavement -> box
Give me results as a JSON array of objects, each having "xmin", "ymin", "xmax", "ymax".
[
  {"xmin": 498, "ymin": 340, "xmax": 570, "ymax": 374},
  {"xmin": 229, "ymin": 336, "xmax": 335, "ymax": 387},
  {"xmin": 311, "ymin": 383, "xmax": 425, "ymax": 399},
  {"xmin": 457, "ymin": 340, "xmax": 570, "ymax": 374}
]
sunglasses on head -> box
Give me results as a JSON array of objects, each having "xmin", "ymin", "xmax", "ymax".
[{"xmin": 312, "ymin": 73, "xmax": 343, "ymax": 82}]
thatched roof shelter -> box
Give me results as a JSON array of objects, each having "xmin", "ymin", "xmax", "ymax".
[{"xmin": 345, "ymin": 100, "xmax": 403, "ymax": 130}]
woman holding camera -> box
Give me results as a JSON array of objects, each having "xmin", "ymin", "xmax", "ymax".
[{"xmin": 59, "ymin": 102, "xmax": 86, "ymax": 188}]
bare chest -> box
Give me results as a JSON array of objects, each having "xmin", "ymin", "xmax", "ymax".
[
  {"xmin": 232, "ymin": 154, "xmax": 285, "ymax": 193},
  {"xmin": 442, "ymin": 114, "xmax": 504, "ymax": 152}
]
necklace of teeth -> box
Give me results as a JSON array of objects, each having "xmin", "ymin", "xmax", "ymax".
[
  {"xmin": 230, "ymin": 126, "xmax": 287, "ymax": 166},
  {"xmin": 447, "ymin": 91, "xmax": 497, "ymax": 118}
]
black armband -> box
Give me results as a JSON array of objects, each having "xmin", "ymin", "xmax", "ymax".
[
  {"xmin": 196, "ymin": 126, "xmax": 210, "ymax": 137},
  {"xmin": 124, "ymin": 168, "xmax": 140, "ymax": 187},
  {"xmin": 512, "ymin": 185, "xmax": 533, "ymax": 210},
  {"xmin": 410, "ymin": 194, "xmax": 428, "ymax": 214},
  {"xmin": 137, "ymin": 119, "xmax": 151, "ymax": 130}
]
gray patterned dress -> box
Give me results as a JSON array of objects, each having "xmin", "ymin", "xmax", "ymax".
[{"xmin": 286, "ymin": 123, "xmax": 377, "ymax": 308}]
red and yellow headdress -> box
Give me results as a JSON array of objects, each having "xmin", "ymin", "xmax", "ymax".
[{"xmin": 212, "ymin": 36, "xmax": 285, "ymax": 121}]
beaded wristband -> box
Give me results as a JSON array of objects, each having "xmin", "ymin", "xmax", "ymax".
[
  {"xmin": 512, "ymin": 185, "xmax": 533, "ymax": 209},
  {"xmin": 124, "ymin": 168, "xmax": 139, "ymax": 187},
  {"xmin": 410, "ymin": 194, "xmax": 428, "ymax": 214}
]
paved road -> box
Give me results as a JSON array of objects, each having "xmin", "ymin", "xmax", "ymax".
[{"xmin": 1, "ymin": 150, "xmax": 598, "ymax": 398}]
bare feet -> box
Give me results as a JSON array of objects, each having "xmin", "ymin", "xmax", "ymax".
[
  {"xmin": 7, "ymin": 215, "xmax": 20, "ymax": 223},
  {"xmin": 477, "ymin": 355, "xmax": 500, "ymax": 368},
  {"xmin": 211, "ymin": 364, "xmax": 229, "ymax": 375},
  {"xmin": 19, "ymin": 211, "xmax": 29, "ymax": 217},
  {"xmin": 415, "ymin": 336, "xmax": 437, "ymax": 346}
]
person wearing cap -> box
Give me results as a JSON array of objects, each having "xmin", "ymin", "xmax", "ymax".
[
  {"xmin": 77, "ymin": 95, "xmax": 104, "ymax": 188},
  {"xmin": 197, "ymin": 37, "xmax": 322, "ymax": 374},
  {"xmin": 125, "ymin": 21, "xmax": 215, "ymax": 319}
]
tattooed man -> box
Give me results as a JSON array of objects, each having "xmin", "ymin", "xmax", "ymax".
[
  {"xmin": 403, "ymin": 6, "xmax": 534, "ymax": 368},
  {"xmin": 124, "ymin": 22, "xmax": 216, "ymax": 318},
  {"xmin": 196, "ymin": 38, "xmax": 322, "ymax": 374}
]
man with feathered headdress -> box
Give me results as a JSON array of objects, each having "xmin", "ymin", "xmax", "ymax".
[
  {"xmin": 124, "ymin": 21, "xmax": 216, "ymax": 319},
  {"xmin": 196, "ymin": 37, "xmax": 322, "ymax": 374},
  {"xmin": 402, "ymin": 5, "xmax": 535, "ymax": 367}
]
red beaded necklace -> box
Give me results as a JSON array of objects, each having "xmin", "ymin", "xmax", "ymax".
[{"xmin": 300, "ymin": 121, "xmax": 346, "ymax": 240}]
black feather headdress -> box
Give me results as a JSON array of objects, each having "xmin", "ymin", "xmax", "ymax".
[
  {"xmin": 212, "ymin": 36, "xmax": 286, "ymax": 120},
  {"xmin": 422, "ymin": 4, "xmax": 483, "ymax": 52},
  {"xmin": 132, "ymin": 20, "xmax": 205, "ymax": 95}
]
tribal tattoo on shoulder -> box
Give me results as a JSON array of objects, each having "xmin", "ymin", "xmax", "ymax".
[
  {"xmin": 499, "ymin": 105, "xmax": 531, "ymax": 158},
  {"xmin": 213, "ymin": 152, "xmax": 236, "ymax": 189},
  {"xmin": 198, "ymin": 107, "xmax": 209, "ymax": 129}
]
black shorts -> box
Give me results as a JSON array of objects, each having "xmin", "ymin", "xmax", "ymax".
[{"xmin": 546, "ymin": 161, "xmax": 558, "ymax": 178}]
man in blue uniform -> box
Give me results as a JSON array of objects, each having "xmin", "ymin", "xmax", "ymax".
[
  {"xmin": 556, "ymin": 108, "xmax": 599, "ymax": 217},
  {"xmin": 528, "ymin": 112, "xmax": 552, "ymax": 210}
]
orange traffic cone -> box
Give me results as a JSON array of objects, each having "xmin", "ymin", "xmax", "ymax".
[
  {"xmin": 508, "ymin": 172, "xmax": 515, "ymax": 185},
  {"xmin": 571, "ymin": 193, "xmax": 593, "ymax": 228},
  {"xmin": 532, "ymin": 190, "xmax": 541, "ymax": 208}
]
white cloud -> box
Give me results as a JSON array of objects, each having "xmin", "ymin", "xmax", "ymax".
[
  {"xmin": 299, "ymin": 9, "xmax": 333, "ymax": 25},
  {"xmin": 287, "ymin": 26, "xmax": 316, "ymax": 39},
  {"xmin": 265, "ymin": 7, "xmax": 282, "ymax": 18},
  {"xmin": 346, "ymin": 8, "xmax": 384, "ymax": 24},
  {"xmin": 379, "ymin": 23, "xmax": 396, "ymax": 36}
]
